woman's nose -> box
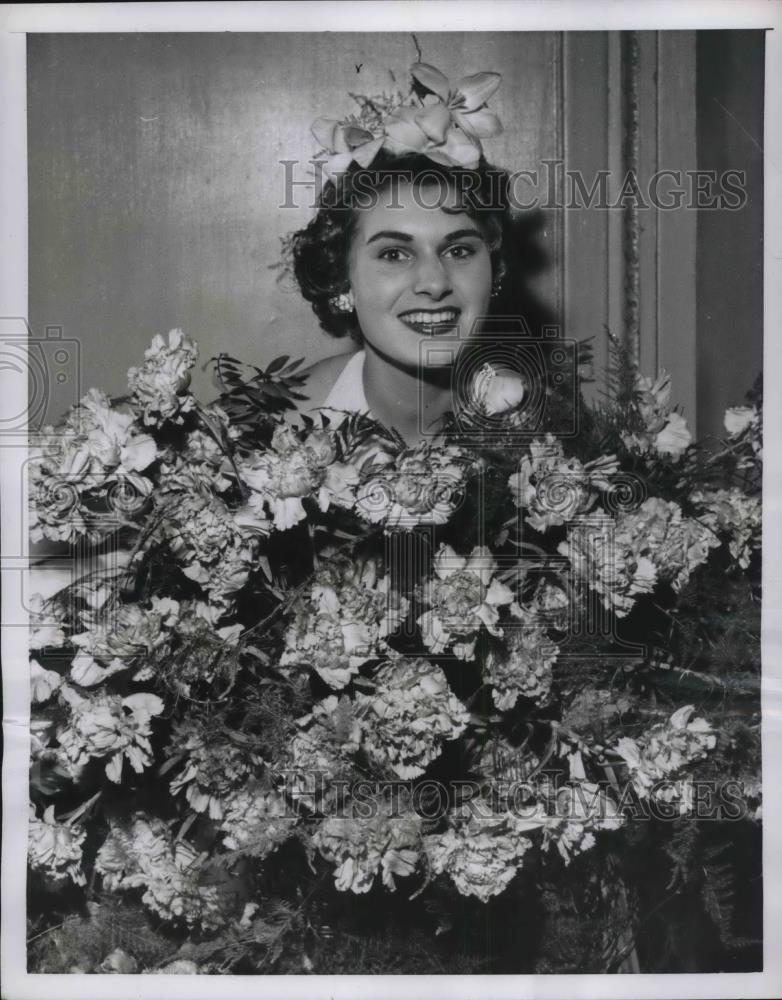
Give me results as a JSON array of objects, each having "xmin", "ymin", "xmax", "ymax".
[{"xmin": 413, "ymin": 255, "xmax": 452, "ymax": 299}]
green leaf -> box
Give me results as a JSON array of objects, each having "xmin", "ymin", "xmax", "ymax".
[{"xmin": 266, "ymin": 355, "xmax": 291, "ymax": 375}]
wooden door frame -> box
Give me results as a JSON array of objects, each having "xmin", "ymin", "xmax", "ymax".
[{"xmin": 561, "ymin": 30, "xmax": 698, "ymax": 434}]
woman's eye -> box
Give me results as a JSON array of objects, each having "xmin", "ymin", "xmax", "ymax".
[
  {"xmin": 444, "ymin": 244, "xmax": 476, "ymax": 260},
  {"xmin": 378, "ymin": 247, "xmax": 410, "ymax": 262}
]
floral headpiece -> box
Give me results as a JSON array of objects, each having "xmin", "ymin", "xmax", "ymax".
[{"xmin": 312, "ymin": 62, "xmax": 502, "ymax": 179}]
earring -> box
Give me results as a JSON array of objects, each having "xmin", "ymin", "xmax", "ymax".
[
  {"xmin": 491, "ymin": 278, "xmax": 503, "ymax": 298},
  {"xmin": 329, "ymin": 290, "xmax": 355, "ymax": 313}
]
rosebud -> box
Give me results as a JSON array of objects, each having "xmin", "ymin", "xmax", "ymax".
[
  {"xmin": 724, "ymin": 405, "xmax": 757, "ymax": 437},
  {"xmin": 654, "ymin": 412, "xmax": 691, "ymax": 458},
  {"xmin": 472, "ymin": 364, "xmax": 526, "ymax": 416}
]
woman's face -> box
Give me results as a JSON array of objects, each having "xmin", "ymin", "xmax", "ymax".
[{"xmin": 347, "ymin": 178, "xmax": 493, "ymax": 370}]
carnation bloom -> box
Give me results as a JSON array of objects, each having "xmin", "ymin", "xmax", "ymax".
[
  {"xmin": 281, "ymin": 557, "xmax": 407, "ymax": 688},
  {"xmin": 354, "ymin": 657, "xmax": 470, "ymax": 778},
  {"xmin": 484, "ymin": 609, "xmax": 558, "ymax": 710},
  {"xmin": 237, "ymin": 423, "xmax": 357, "ymax": 532},
  {"xmin": 153, "ymin": 466, "xmax": 259, "ymax": 610},
  {"xmin": 559, "ymin": 498, "xmax": 717, "ymax": 618},
  {"xmin": 355, "ymin": 442, "xmax": 468, "ymax": 530},
  {"xmin": 127, "ymin": 328, "xmax": 198, "ymax": 425},
  {"xmin": 95, "ymin": 816, "xmax": 225, "ymax": 930},
  {"xmin": 57, "ymin": 686, "xmax": 165, "ymax": 782},
  {"xmin": 508, "ymin": 435, "xmax": 618, "ymax": 531},
  {"xmin": 631, "ymin": 498, "xmax": 720, "ymax": 591},
  {"xmin": 313, "ymin": 798, "xmax": 422, "ymax": 894},
  {"xmin": 28, "ymin": 803, "xmax": 86, "ymax": 885},
  {"xmin": 30, "ymin": 619, "xmax": 69, "ymax": 650},
  {"xmin": 168, "ymin": 722, "xmax": 266, "ymax": 820},
  {"xmin": 30, "ymin": 658, "xmax": 63, "ymax": 703},
  {"xmin": 692, "ymin": 487, "xmax": 761, "ymax": 569},
  {"xmin": 70, "ymin": 597, "xmax": 179, "ymax": 682},
  {"xmin": 29, "ymin": 390, "xmax": 156, "ymax": 543},
  {"xmin": 612, "ymin": 704, "xmax": 716, "ymax": 809},
  {"xmin": 219, "ymin": 783, "xmax": 297, "ymax": 856},
  {"xmin": 417, "ymin": 544, "xmax": 514, "ymax": 659},
  {"xmin": 558, "ymin": 512, "xmax": 657, "ymax": 618},
  {"xmin": 289, "ymin": 696, "xmax": 362, "ymax": 807},
  {"xmin": 29, "ymin": 594, "xmax": 69, "ymax": 651},
  {"xmin": 139, "ymin": 600, "xmax": 242, "ymax": 697},
  {"xmin": 72, "ymin": 389, "xmax": 158, "ymax": 474},
  {"xmin": 651, "ymin": 506, "xmax": 722, "ymax": 591},
  {"xmin": 532, "ymin": 780, "xmax": 624, "ymax": 864},
  {"xmin": 424, "ymin": 813, "xmax": 533, "ymax": 902}
]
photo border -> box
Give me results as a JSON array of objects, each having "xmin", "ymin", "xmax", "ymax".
[{"xmin": 2, "ymin": 3, "xmax": 780, "ymax": 999}]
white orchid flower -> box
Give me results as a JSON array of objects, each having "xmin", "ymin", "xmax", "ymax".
[
  {"xmin": 311, "ymin": 118, "xmax": 384, "ymax": 179},
  {"xmin": 655, "ymin": 411, "xmax": 691, "ymax": 458},
  {"xmin": 383, "ymin": 64, "xmax": 502, "ymax": 169}
]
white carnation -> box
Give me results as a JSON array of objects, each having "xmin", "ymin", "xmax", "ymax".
[
  {"xmin": 281, "ymin": 556, "xmax": 406, "ymax": 689},
  {"xmin": 28, "ymin": 803, "xmax": 86, "ymax": 885},
  {"xmin": 485, "ymin": 612, "xmax": 558, "ymax": 710},
  {"xmin": 30, "ymin": 658, "xmax": 63, "ymax": 703},
  {"xmin": 692, "ymin": 487, "xmax": 761, "ymax": 569},
  {"xmin": 508, "ymin": 435, "xmax": 618, "ymax": 531},
  {"xmin": 313, "ymin": 800, "xmax": 422, "ymax": 894},
  {"xmin": 417, "ymin": 544, "xmax": 514, "ymax": 659},
  {"xmin": 424, "ymin": 813, "xmax": 533, "ymax": 902},
  {"xmin": 355, "ymin": 657, "xmax": 470, "ymax": 778},
  {"xmin": 612, "ymin": 705, "xmax": 717, "ymax": 808},
  {"xmin": 95, "ymin": 816, "xmax": 225, "ymax": 930},
  {"xmin": 354, "ymin": 442, "xmax": 469, "ymax": 530},
  {"xmin": 57, "ymin": 687, "xmax": 165, "ymax": 783},
  {"xmin": 219, "ymin": 784, "xmax": 297, "ymax": 855},
  {"xmin": 127, "ymin": 329, "xmax": 198, "ymax": 425}
]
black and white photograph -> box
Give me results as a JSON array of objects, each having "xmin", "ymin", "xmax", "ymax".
[{"xmin": 1, "ymin": 2, "xmax": 780, "ymax": 997}]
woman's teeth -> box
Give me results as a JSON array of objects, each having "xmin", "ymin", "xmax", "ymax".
[{"xmin": 400, "ymin": 310, "xmax": 460, "ymax": 334}]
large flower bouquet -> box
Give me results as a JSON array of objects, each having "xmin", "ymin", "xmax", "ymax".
[{"xmin": 27, "ymin": 331, "xmax": 762, "ymax": 974}]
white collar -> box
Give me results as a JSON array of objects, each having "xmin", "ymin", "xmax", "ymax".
[{"xmin": 321, "ymin": 350, "xmax": 371, "ymax": 416}]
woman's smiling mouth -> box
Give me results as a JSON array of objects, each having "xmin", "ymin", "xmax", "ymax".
[{"xmin": 398, "ymin": 308, "xmax": 461, "ymax": 335}]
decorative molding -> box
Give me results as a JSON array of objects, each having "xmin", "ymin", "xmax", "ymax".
[
  {"xmin": 561, "ymin": 31, "xmax": 696, "ymax": 427},
  {"xmin": 554, "ymin": 31, "xmax": 566, "ymax": 327},
  {"xmin": 621, "ymin": 30, "xmax": 641, "ymax": 366}
]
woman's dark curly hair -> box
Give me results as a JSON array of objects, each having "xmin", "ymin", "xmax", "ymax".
[{"xmin": 291, "ymin": 150, "xmax": 514, "ymax": 342}]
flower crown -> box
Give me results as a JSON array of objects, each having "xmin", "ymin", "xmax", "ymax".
[{"xmin": 312, "ymin": 62, "xmax": 503, "ymax": 180}]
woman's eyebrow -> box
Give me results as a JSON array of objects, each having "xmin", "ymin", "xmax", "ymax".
[
  {"xmin": 439, "ymin": 228, "xmax": 485, "ymax": 244},
  {"xmin": 366, "ymin": 230, "xmax": 414, "ymax": 245},
  {"xmin": 365, "ymin": 227, "xmax": 485, "ymax": 246}
]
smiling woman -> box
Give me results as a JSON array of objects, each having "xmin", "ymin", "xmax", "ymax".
[{"xmin": 291, "ymin": 146, "xmax": 517, "ymax": 443}]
